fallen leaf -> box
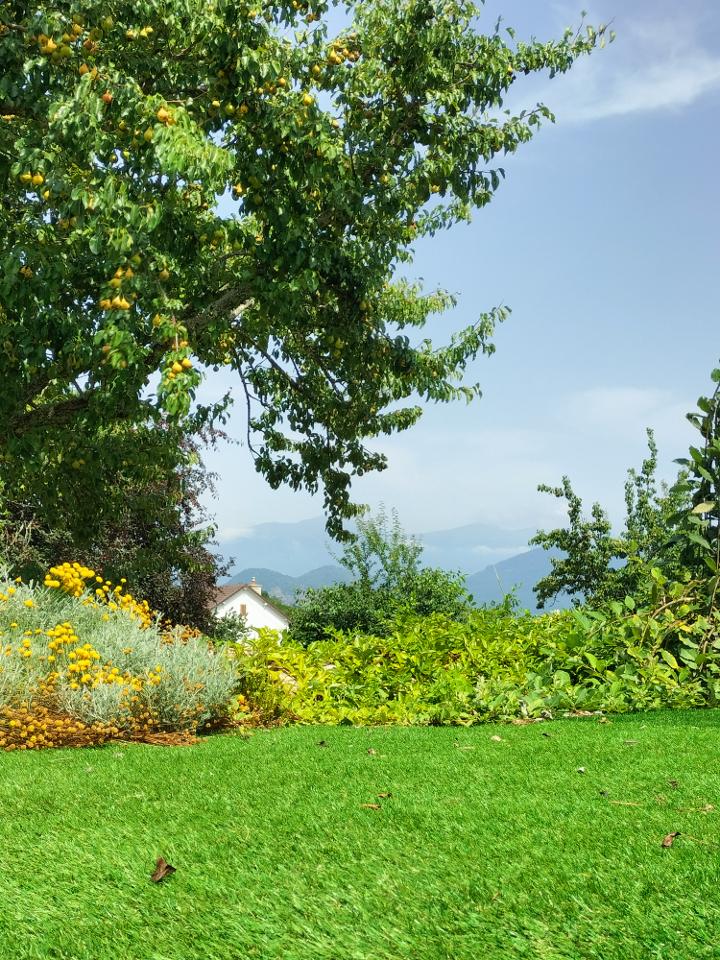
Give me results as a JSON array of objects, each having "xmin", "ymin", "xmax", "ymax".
[
  {"xmin": 366, "ymin": 748, "xmax": 377, "ymax": 756},
  {"xmin": 668, "ymin": 779, "xmax": 679, "ymax": 790},
  {"xmin": 662, "ymin": 831, "xmax": 680, "ymax": 848},
  {"xmin": 599, "ymin": 789, "xmax": 609, "ymax": 797},
  {"xmin": 598, "ymin": 717, "xmax": 611, "ymax": 724},
  {"xmin": 609, "ymin": 800, "xmax": 642, "ymax": 807},
  {"xmin": 377, "ymin": 792, "xmax": 393, "ymax": 799},
  {"xmin": 702, "ymin": 804, "xmax": 715, "ymax": 814},
  {"xmin": 150, "ymin": 857, "xmax": 176, "ymax": 883},
  {"xmin": 576, "ymin": 767, "xmax": 586, "ymax": 775},
  {"xmin": 360, "ymin": 803, "xmax": 381, "ymax": 810},
  {"xmin": 490, "ymin": 735, "xmax": 503, "ymax": 742},
  {"xmin": 317, "ymin": 740, "xmax": 327, "ymax": 747},
  {"xmin": 542, "ymin": 732, "xmax": 552, "ymax": 738},
  {"xmin": 623, "ymin": 739, "xmax": 640, "ymax": 745}
]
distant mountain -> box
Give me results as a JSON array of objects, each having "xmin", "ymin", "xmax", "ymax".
[
  {"xmin": 226, "ymin": 548, "xmax": 568, "ymax": 613},
  {"xmin": 227, "ymin": 564, "xmax": 350, "ymax": 604},
  {"xmin": 219, "ymin": 516, "xmax": 536, "ymax": 580},
  {"xmin": 467, "ymin": 548, "xmax": 569, "ymax": 613},
  {"xmin": 419, "ymin": 521, "xmax": 536, "ymax": 573},
  {"xmin": 220, "ymin": 517, "xmax": 336, "ymax": 577}
]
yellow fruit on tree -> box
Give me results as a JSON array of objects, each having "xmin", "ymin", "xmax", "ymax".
[
  {"xmin": 143, "ymin": 128, "xmax": 154, "ymax": 142},
  {"xmin": 181, "ymin": 357, "xmax": 193, "ymax": 369},
  {"xmin": 171, "ymin": 361, "xmax": 183, "ymax": 374}
]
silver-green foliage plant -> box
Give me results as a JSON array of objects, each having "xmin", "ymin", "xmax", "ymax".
[{"xmin": 0, "ymin": 570, "xmax": 237, "ymax": 729}]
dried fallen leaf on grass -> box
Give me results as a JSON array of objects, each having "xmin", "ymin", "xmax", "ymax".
[
  {"xmin": 150, "ymin": 858, "xmax": 176, "ymax": 882},
  {"xmin": 377, "ymin": 792, "xmax": 393, "ymax": 799},
  {"xmin": 490, "ymin": 735, "xmax": 503, "ymax": 742},
  {"xmin": 609, "ymin": 800, "xmax": 642, "ymax": 807},
  {"xmin": 662, "ymin": 832, "xmax": 680, "ymax": 848},
  {"xmin": 360, "ymin": 803, "xmax": 381, "ymax": 811},
  {"xmin": 367, "ymin": 748, "xmax": 377, "ymax": 756}
]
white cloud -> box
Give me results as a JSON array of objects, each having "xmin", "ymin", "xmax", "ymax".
[
  {"xmin": 531, "ymin": 10, "xmax": 720, "ymax": 122},
  {"xmin": 216, "ymin": 525, "xmax": 254, "ymax": 543}
]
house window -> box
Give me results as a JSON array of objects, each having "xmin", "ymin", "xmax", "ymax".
[{"xmin": 239, "ymin": 603, "xmax": 247, "ymax": 616}]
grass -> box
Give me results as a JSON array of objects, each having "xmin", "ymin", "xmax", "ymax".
[{"xmin": 1, "ymin": 711, "xmax": 720, "ymax": 960}]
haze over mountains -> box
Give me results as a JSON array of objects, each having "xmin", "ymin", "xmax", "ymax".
[{"xmin": 220, "ymin": 517, "xmax": 566, "ymax": 612}]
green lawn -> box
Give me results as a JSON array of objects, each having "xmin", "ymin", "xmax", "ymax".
[{"xmin": 1, "ymin": 711, "xmax": 720, "ymax": 960}]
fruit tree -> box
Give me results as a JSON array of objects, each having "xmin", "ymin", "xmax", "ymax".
[{"xmin": 0, "ymin": 1, "xmax": 609, "ymax": 535}]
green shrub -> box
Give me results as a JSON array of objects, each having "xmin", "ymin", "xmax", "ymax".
[
  {"xmin": 233, "ymin": 608, "xmax": 568, "ymax": 725},
  {"xmin": 233, "ymin": 577, "xmax": 720, "ymax": 726}
]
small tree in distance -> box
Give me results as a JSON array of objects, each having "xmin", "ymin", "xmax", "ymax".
[
  {"xmin": 289, "ymin": 507, "xmax": 471, "ymax": 644},
  {"xmin": 531, "ymin": 430, "xmax": 689, "ymax": 609}
]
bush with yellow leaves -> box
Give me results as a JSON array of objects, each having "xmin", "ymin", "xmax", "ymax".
[{"xmin": 0, "ymin": 563, "xmax": 237, "ymax": 751}]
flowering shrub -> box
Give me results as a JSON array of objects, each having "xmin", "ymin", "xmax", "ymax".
[{"xmin": 0, "ymin": 564, "xmax": 237, "ymax": 750}]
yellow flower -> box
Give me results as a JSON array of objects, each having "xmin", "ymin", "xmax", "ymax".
[{"xmin": 23, "ymin": 599, "xmax": 34, "ymax": 608}]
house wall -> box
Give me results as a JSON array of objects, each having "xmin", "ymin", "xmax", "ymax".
[{"xmin": 215, "ymin": 589, "xmax": 288, "ymax": 636}]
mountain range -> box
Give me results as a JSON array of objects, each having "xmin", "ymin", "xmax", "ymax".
[{"xmin": 220, "ymin": 517, "xmax": 567, "ymax": 612}]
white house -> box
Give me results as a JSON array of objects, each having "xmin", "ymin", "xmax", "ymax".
[{"xmin": 212, "ymin": 578, "xmax": 289, "ymax": 636}]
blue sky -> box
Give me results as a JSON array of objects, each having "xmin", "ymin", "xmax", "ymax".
[{"xmin": 200, "ymin": 0, "xmax": 720, "ymax": 543}]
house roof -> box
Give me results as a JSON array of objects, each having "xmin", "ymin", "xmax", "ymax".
[{"xmin": 212, "ymin": 583, "xmax": 290, "ymax": 622}]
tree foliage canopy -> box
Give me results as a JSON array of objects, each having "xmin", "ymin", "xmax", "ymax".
[{"xmin": 0, "ymin": 1, "xmax": 607, "ymax": 534}]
